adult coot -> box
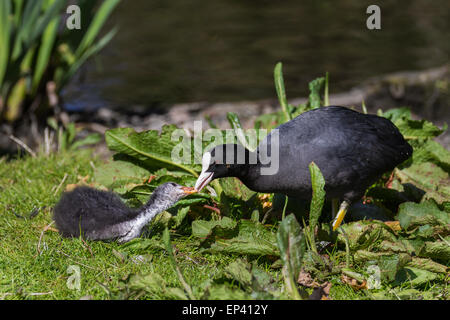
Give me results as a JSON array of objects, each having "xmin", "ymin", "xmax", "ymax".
[{"xmin": 194, "ymin": 106, "xmax": 412, "ymax": 230}]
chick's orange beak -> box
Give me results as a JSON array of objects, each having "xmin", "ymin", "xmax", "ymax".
[{"xmin": 181, "ymin": 186, "xmax": 196, "ymax": 194}]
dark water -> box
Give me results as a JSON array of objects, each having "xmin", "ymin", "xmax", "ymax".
[{"xmin": 63, "ymin": 0, "xmax": 449, "ymax": 112}]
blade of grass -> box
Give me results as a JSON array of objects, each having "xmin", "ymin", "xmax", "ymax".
[{"xmin": 162, "ymin": 228, "xmax": 195, "ymax": 300}]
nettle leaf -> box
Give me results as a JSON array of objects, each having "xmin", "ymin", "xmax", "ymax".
[
  {"xmin": 171, "ymin": 206, "xmax": 190, "ymax": 229},
  {"xmin": 397, "ymin": 201, "xmax": 449, "ymax": 230},
  {"xmin": 94, "ymin": 158, "xmax": 151, "ymax": 193},
  {"xmin": 382, "ymin": 107, "xmax": 412, "ymax": 123},
  {"xmin": 394, "ymin": 266, "xmax": 438, "ymax": 287},
  {"xmin": 105, "ymin": 125, "xmax": 200, "ymax": 176},
  {"xmin": 338, "ymin": 220, "xmax": 397, "ymax": 251},
  {"xmin": 223, "ymin": 259, "xmax": 253, "ymax": 288},
  {"xmin": 191, "ymin": 216, "xmax": 238, "ymax": 239},
  {"xmin": 254, "ymin": 111, "xmax": 285, "ymax": 131},
  {"xmin": 220, "ymin": 177, "xmax": 256, "ymax": 201},
  {"xmin": 308, "ymin": 77, "xmax": 325, "ymax": 109},
  {"xmin": 408, "ymin": 257, "xmax": 449, "ymax": 274},
  {"xmin": 395, "ymin": 162, "xmax": 450, "ymax": 204},
  {"xmin": 418, "ymin": 241, "xmax": 450, "ymax": 263},
  {"xmin": 408, "ymin": 139, "xmax": 450, "ymax": 172},
  {"xmin": 378, "ymin": 253, "xmax": 411, "ymax": 283},
  {"xmin": 193, "ymin": 218, "xmax": 278, "ymax": 256},
  {"xmin": 203, "ymin": 284, "xmax": 251, "ymax": 300},
  {"xmin": 394, "ymin": 118, "xmax": 445, "ymax": 139}
]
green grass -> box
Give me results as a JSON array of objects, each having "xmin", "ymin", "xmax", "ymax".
[
  {"xmin": 0, "ymin": 150, "xmax": 447, "ymax": 300},
  {"xmin": 0, "ymin": 150, "xmax": 265, "ymax": 299}
]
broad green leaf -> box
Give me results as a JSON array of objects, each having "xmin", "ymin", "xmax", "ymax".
[
  {"xmin": 254, "ymin": 111, "xmax": 285, "ymax": 131},
  {"xmin": 394, "ymin": 118, "xmax": 445, "ymax": 139},
  {"xmin": 70, "ymin": 133, "xmax": 102, "ymax": 150},
  {"xmin": 394, "ymin": 266, "xmax": 438, "ymax": 287},
  {"xmin": 94, "ymin": 158, "xmax": 151, "ymax": 193},
  {"xmin": 397, "ymin": 201, "xmax": 449, "ymax": 230},
  {"xmin": 127, "ymin": 272, "xmax": 166, "ymax": 293},
  {"xmin": 204, "ymin": 284, "xmax": 251, "ymax": 300},
  {"xmin": 219, "ymin": 177, "xmax": 256, "ymax": 201},
  {"xmin": 378, "ymin": 253, "xmax": 411, "ymax": 283},
  {"xmin": 223, "ymin": 259, "xmax": 253, "ymax": 288},
  {"xmin": 382, "ymin": 107, "xmax": 412, "ymax": 123},
  {"xmin": 418, "ymin": 241, "xmax": 450, "ymax": 263},
  {"xmin": 171, "ymin": 206, "xmax": 190, "ymax": 229},
  {"xmin": 338, "ymin": 220, "xmax": 397, "ymax": 251},
  {"xmin": 308, "ymin": 77, "xmax": 325, "ymax": 109},
  {"xmin": 194, "ymin": 219, "xmax": 278, "ymax": 256},
  {"xmin": 408, "ymin": 139, "xmax": 450, "ymax": 172},
  {"xmin": 191, "ymin": 216, "xmax": 237, "ymax": 239},
  {"xmin": 105, "ymin": 125, "xmax": 200, "ymax": 176},
  {"xmin": 353, "ymin": 250, "xmax": 395, "ymax": 262},
  {"xmin": 395, "ymin": 163, "xmax": 450, "ymax": 203},
  {"xmin": 407, "ymin": 257, "xmax": 449, "ymax": 274}
]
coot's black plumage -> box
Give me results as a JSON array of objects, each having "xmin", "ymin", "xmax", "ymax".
[{"xmin": 195, "ymin": 106, "xmax": 412, "ymax": 230}]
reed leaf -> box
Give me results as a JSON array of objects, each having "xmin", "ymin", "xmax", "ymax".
[
  {"xmin": 74, "ymin": 0, "xmax": 120, "ymax": 59},
  {"xmin": 0, "ymin": 0, "xmax": 11, "ymax": 87},
  {"xmin": 32, "ymin": 0, "xmax": 60, "ymax": 93},
  {"xmin": 59, "ymin": 27, "xmax": 117, "ymax": 89}
]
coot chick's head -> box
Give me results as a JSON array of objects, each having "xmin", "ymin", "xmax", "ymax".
[
  {"xmin": 150, "ymin": 182, "xmax": 196, "ymax": 205},
  {"xmin": 195, "ymin": 144, "xmax": 252, "ymax": 191}
]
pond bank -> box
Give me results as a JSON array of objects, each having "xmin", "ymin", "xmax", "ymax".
[
  {"xmin": 72, "ymin": 64, "xmax": 449, "ymax": 148},
  {"xmin": 0, "ymin": 65, "xmax": 448, "ymax": 156}
]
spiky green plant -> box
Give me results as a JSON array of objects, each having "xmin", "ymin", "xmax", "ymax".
[{"xmin": 0, "ymin": 0, "xmax": 120, "ymax": 123}]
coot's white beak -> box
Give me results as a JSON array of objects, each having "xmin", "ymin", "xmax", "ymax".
[
  {"xmin": 195, "ymin": 152, "xmax": 213, "ymax": 191},
  {"xmin": 195, "ymin": 171, "xmax": 213, "ymax": 191}
]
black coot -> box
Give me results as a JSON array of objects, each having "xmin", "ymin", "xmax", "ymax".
[{"xmin": 195, "ymin": 106, "xmax": 412, "ymax": 230}]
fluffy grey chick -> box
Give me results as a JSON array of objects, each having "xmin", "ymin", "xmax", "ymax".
[{"xmin": 53, "ymin": 182, "xmax": 195, "ymax": 243}]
